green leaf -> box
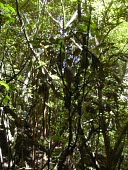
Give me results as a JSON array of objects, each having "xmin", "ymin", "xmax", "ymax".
[
  {"xmin": 0, "ymin": 3, "xmax": 16, "ymax": 14},
  {"xmin": 6, "ymin": 5, "xmax": 16, "ymax": 14},
  {"xmin": 3, "ymin": 95, "xmax": 10, "ymax": 105},
  {"xmin": 4, "ymin": 13, "xmax": 11, "ymax": 18},
  {"xmin": 90, "ymin": 23, "xmax": 97, "ymax": 29},
  {"xmin": 0, "ymin": 2, "xmax": 4, "ymax": 9},
  {"xmin": 0, "ymin": 81, "xmax": 10, "ymax": 91},
  {"xmin": 77, "ymin": 24, "xmax": 87, "ymax": 32},
  {"xmin": 46, "ymin": 101, "xmax": 54, "ymax": 108}
]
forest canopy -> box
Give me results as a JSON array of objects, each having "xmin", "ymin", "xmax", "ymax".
[{"xmin": 0, "ymin": 0, "xmax": 128, "ymax": 169}]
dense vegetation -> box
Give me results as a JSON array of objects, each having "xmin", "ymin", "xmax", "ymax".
[{"xmin": 0, "ymin": 0, "xmax": 128, "ymax": 169}]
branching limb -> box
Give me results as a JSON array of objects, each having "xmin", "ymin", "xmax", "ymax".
[
  {"xmin": 15, "ymin": 0, "xmax": 37, "ymax": 57},
  {"xmin": 45, "ymin": 8, "xmax": 62, "ymax": 29},
  {"xmin": 61, "ymin": 0, "xmax": 65, "ymax": 32}
]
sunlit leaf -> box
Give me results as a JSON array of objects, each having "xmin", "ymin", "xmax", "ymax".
[
  {"xmin": 6, "ymin": 5, "xmax": 16, "ymax": 14},
  {"xmin": 46, "ymin": 101, "xmax": 54, "ymax": 108},
  {"xmin": 0, "ymin": 81, "xmax": 10, "ymax": 90},
  {"xmin": 50, "ymin": 74, "xmax": 60, "ymax": 80},
  {"xmin": 0, "ymin": 2, "xmax": 4, "ymax": 8},
  {"xmin": 3, "ymin": 95, "xmax": 10, "ymax": 105}
]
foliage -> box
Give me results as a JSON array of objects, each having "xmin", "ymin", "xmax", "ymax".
[{"xmin": 0, "ymin": 0, "xmax": 128, "ymax": 169}]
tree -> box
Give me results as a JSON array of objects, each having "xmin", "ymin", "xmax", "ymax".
[{"xmin": 0, "ymin": 0, "xmax": 128, "ymax": 169}]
